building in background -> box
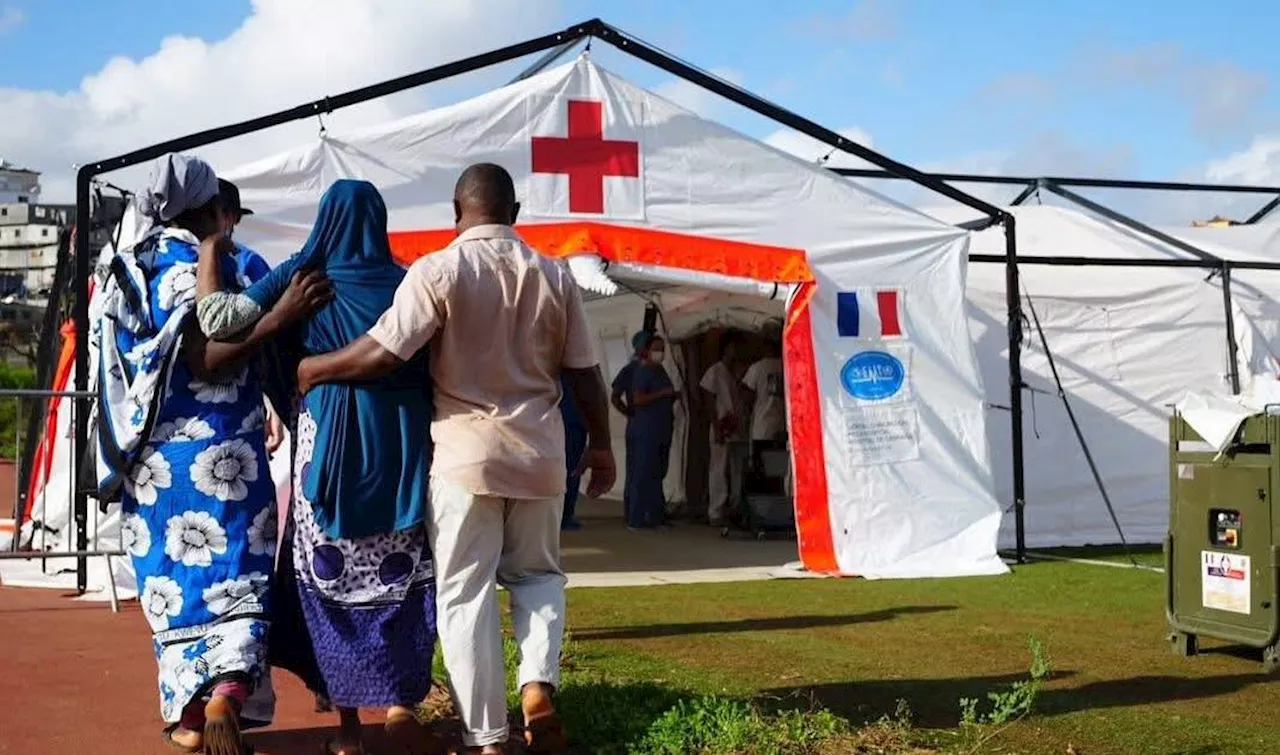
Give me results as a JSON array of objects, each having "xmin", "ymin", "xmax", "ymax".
[
  {"xmin": 1192, "ymin": 215, "xmax": 1242, "ymax": 228},
  {"xmin": 0, "ymin": 161, "xmax": 72, "ymax": 364}
]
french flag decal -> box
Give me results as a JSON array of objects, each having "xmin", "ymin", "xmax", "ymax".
[{"xmin": 836, "ymin": 290, "xmax": 903, "ymax": 339}]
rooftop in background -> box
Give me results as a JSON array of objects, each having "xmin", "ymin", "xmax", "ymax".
[
  {"xmin": 1192, "ymin": 216, "xmax": 1243, "ymax": 227},
  {"xmin": 0, "ymin": 161, "xmax": 38, "ymax": 176}
]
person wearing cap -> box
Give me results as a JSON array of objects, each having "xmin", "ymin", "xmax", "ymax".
[{"xmin": 218, "ymin": 179, "xmax": 286, "ymax": 457}]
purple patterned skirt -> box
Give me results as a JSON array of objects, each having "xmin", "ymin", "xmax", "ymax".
[{"xmin": 288, "ymin": 409, "xmax": 437, "ymax": 708}]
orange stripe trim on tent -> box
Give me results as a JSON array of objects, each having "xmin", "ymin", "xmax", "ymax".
[
  {"xmin": 783, "ymin": 281, "xmax": 839, "ymax": 574},
  {"xmin": 389, "ymin": 222, "xmax": 813, "ymax": 284},
  {"xmin": 393, "ymin": 220, "xmax": 835, "ymax": 572},
  {"xmin": 24, "ymin": 320, "xmax": 77, "ymax": 523}
]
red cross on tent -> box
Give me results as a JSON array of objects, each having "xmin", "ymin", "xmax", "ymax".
[{"xmin": 531, "ymin": 99, "xmax": 640, "ymax": 214}]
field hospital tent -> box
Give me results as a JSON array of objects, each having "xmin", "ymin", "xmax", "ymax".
[
  {"xmin": 928, "ymin": 203, "xmax": 1279, "ymax": 549},
  {"xmin": 204, "ymin": 54, "xmax": 1007, "ymax": 579}
]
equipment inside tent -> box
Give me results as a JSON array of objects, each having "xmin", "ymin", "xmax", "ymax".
[
  {"xmin": 926, "ymin": 203, "xmax": 1280, "ymax": 549},
  {"xmin": 210, "ymin": 54, "xmax": 1007, "ymax": 579}
]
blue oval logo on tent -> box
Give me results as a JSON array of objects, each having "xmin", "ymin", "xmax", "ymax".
[{"xmin": 841, "ymin": 351, "xmax": 905, "ymax": 401}]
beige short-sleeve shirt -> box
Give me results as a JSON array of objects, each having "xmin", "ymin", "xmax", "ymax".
[{"xmin": 368, "ymin": 224, "xmax": 598, "ymax": 500}]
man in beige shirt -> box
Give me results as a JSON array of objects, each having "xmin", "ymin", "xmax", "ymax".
[{"xmin": 297, "ymin": 164, "xmax": 615, "ymax": 755}]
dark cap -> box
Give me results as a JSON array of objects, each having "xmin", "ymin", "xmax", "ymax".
[{"xmin": 217, "ymin": 178, "xmax": 254, "ymax": 217}]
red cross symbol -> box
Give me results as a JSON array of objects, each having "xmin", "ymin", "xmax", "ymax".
[{"xmin": 531, "ymin": 99, "xmax": 640, "ymax": 214}]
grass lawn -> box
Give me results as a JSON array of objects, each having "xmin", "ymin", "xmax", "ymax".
[{"xmin": 476, "ymin": 557, "xmax": 1280, "ymax": 754}]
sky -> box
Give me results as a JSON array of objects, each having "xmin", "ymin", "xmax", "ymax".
[{"xmin": 0, "ymin": 0, "xmax": 1277, "ymax": 222}]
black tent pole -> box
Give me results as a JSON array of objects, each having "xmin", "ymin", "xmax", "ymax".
[
  {"xmin": 72, "ymin": 177, "xmax": 90, "ymax": 594},
  {"xmin": 1003, "ymin": 214, "xmax": 1027, "ymax": 564}
]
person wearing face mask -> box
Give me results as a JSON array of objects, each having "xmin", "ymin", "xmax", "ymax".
[{"xmin": 626, "ymin": 333, "xmax": 678, "ymax": 531}]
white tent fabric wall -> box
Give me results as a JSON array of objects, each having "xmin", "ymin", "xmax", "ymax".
[
  {"xmin": 923, "ymin": 204, "xmax": 1278, "ymax": 549},
  {"xmin": 1167, "ymin": 222, "xmax": 1280, "ymax": 368},
  {"xmin": 215, "ymin": 54, "xmax": 1006, "ymax": 578}
]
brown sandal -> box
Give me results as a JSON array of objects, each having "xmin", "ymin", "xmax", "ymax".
[
  {"xmin": 523, "ymin": 712, "xmax": 567, "ymax": 753},
  {"xmin": 323, "ymin": 739, "xmax": 366, "ymax": 755},
  {"xmin": 203, "ymin": 695, "xmax": 251, "ymax": 755},
  {"xmin": 161, "ymin": 724, "xmax": 201, "ymax": 754},
  {"xmin": 385, "ymin": 710, "xmax": 429, "ymax": 755}
]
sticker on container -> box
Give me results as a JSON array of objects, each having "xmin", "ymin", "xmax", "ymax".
[
  {"xmin": 1202, "ymin": 550, "xmax": 1251, "ymax": 615},
  {"xmin": 1177, "ymin": 464, "xmax": 1196, "ymax": 480}
]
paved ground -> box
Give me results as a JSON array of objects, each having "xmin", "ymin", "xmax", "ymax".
[
  {"xmin": 560, "ymin": 499, "xmax": 805, "ymax": 587},
  {"xmin": 0, "ymin": 586, "xmax": 411, "ymax": 755},
  {"xmin": 0, "ymin": 499, "xmax": 803, "ymax": 754}
]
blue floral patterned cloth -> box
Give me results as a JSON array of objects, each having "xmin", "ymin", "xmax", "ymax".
[{"xmin": 105, "ymin": 229, "xmax": 278, "ymax": 725}]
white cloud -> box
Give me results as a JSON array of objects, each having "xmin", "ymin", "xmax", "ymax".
[
  {"xmin": 1203, "ymin": 134, "xmax": 1280, "ymax": 185},
  {"xmin": 762, "ymin": 126, "xmax": 876, "ymax": 169},
  {"xmin": 0, "ymin": 6, "xmax": 24, "ymax": 34},
  {"xmin": 793, "ymin": 0, "xmax": 898, "ymax": 41},
  {"xmin": 651, "ymin": 67, "xmax": 744, "ymax": 120},
  {"xmin": 1, "ymin": 0, "xmax": 561, "ymax": 201}
]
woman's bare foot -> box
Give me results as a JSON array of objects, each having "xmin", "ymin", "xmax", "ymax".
[{"xmin": 202, "ymin": 695, "xmax": 244, "ymax": 755}]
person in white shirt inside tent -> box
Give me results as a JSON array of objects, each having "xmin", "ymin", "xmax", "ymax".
[
  {"xmin": 699, "ymin": 330, "xmax": 745, "ymax": 527},
  {"xmin": 740, "ymin": 321, "xmax": 787, "ymax": 443}
]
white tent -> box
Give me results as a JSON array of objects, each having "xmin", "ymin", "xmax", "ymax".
[
  {"xmin": 210, "ymin": 54, "xmax": 1006, "ymax": 579},
  {"xmin": 928, "ymin": 204, "xmax": 1279, "ymax": 548}
]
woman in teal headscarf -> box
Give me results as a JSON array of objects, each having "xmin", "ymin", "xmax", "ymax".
[{"xmin": 197, "ymin": 180, "xmax": 434, "ymax": 755}]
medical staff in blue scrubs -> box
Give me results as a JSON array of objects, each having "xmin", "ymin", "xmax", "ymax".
[
  {"xmin": 610, "ymin": 331, "xmax": 649, "ymax": 524},
  {"xmin": 626, "ymin": 334, "xmax": 678, "ymax": 530}
]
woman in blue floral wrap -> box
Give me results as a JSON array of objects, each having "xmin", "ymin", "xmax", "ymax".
[{"xmin": 93, "ymin": 154, "xmax": 328, "ymax": 755}]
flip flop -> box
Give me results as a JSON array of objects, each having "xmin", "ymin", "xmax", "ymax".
[
  {"xmin": 523, "ymin": 711, "xmax": 567, "ymax": 754},
  {"xmin": 385, "ymin": 710, "xmax": 429, "ymax": 755},
  {"xmin": 203, "ymin": 695, "xmax": 251, "ymax": 755},
  {"xmin": 161, "ymin": 724, "xmax": 201, "ymax": 754}
]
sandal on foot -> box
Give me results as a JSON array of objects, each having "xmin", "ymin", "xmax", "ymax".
[
  {"xmin": 385, "ymin": 710, "xmax": 428, "ymax": 755},
  {"xmin": 523, "ymin": 712, "xmax": 567, "ymax": 754},
  {"xmin": 323, "ymin": 739, "xmax": 366, "ymax": 755},
  {"xmin": 161, "ymin": 724, "xmax": 201, "ymax": 754},
  {"xmin": 203, "ymin": 696, "xmax": 250, "ymax": 755}
]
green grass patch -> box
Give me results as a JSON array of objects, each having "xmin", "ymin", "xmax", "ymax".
[
  {"xmin": 421, "ymin": 552, "xmax": 1280, "ymax": 753},
  {"xmin": 425, "ymin": 618, "xmax": 1058, "ymax": 753},
  {"xmin": 427, "ymin": 630, "xmax": 876, "ymax": 754},
  {"xmin": 0, "ymin": 364, "xmax": 37, "ymax": 459}
]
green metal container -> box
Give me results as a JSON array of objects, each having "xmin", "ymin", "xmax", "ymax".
[{"xmin": 1167, "ymin": 411, "xmax": 1280, "ymax": 672}]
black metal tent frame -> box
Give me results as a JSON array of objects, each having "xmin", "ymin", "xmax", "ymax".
[{"xmin": 72, "ymin": 18, "xmax": 1040, "ymax": 591}]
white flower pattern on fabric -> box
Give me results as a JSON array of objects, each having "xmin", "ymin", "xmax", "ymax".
[
  {"xmin": 124, "ymin": 340, "xmax": 164, "ymax": 376},
  {"xmin": 153, "ymin": 417, "xmax": 216, "ymax": 443},
  {"xmin": 164, "ymin": 511, "xmax": 229, "ymax": 567},
  {"xmin": 295, "ymin": 410, "xmax": 317, "ymax": 462},
  {"xmin": 141, "ymin": 575, "xmax": 183, "ymax": 631},
  {"xmin": 125, "ymin": 447, "xmax": 173, "ymax": 506},
  {"xmin": 121, "ymin": 513, "xmax": 152, "ymax": 557},
  {"xmin": 157, "ymin": 262, "xmax": 197, "ymax": 311},
  {"xmin": 190, "ymin": 439, "xmax": 260, "ymax": 502},
  {"xmin": 247, "ymin": 506, "xmax": 276, "ymax": 558},
  {"xmin": 202, "ymin": 572, "xmax": 268, "ymax": 616},
  {"xmin": 189, "ymin": 369, "xmax": 248, "ymax": 405},
  {"xmin": 238, "ymin": 405, "xmax": 265, "ymax": 436}
]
